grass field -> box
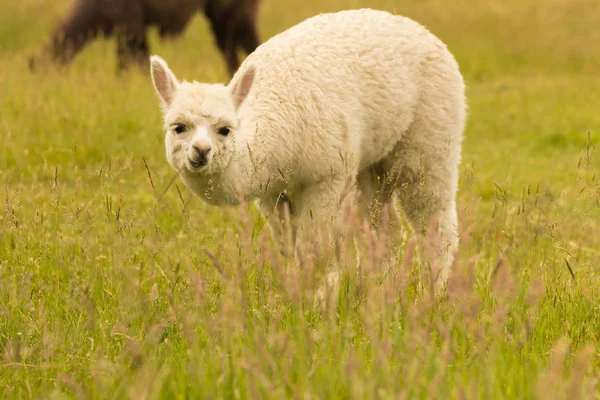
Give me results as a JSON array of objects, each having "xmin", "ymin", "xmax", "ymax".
[{"xmin": 1, "ymin": 0, "xmax": 600, "ymax": 398}]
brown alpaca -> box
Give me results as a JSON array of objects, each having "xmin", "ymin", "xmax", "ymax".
[{"xmin": 30, "ymin": 0, "xmax": 261, "ymax": 77}]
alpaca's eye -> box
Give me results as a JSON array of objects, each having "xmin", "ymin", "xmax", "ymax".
[
  {"xmin": 173, "ymin": 124, "xmax": 187, "ymax": 134},
  {"xmin": 217, "ymin": 127, "xmax": 230, "ymax": 136}
]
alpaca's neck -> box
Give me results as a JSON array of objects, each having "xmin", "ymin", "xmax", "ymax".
[
  {"xmin": 181, "ymin": 116, "xmax": 288, "ymax": 206},
  {"xmin": 179, "ymin": 118, "xmax": 265, "ymax": 206},
  {"xmin": 222, "ymin": 119, "xmax": 272, "ymax": 202}
]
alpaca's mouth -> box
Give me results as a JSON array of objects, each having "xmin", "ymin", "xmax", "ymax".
[
  {"xmin": 189, "ymin": 159, "xmax": 204, "ymax": 168},
  {"xmin": 186, "ymin": 157, "xmax": 209, "ymax": 173}
]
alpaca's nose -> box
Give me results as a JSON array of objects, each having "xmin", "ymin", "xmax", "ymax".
[{"xmin": 190, "ymin": 145, "xmax": 211, "ymax": 167}]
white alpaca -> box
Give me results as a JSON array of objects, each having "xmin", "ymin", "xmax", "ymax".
[{"xmin": 150, "ymin": 8, "xmax": 466, "ymax": 288}]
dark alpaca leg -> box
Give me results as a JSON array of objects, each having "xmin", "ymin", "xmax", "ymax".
[
  {"xmin": 235, "ymin": 0, "xmax": 261, "ymax": 56},
  {"xmin": 236, "ymin": 19, "xmax": 260, "ymax": 56},
  {"xmin": 223, "ymin": 35, "xmax": 240, "ymax": 77},
  {"xmin": 204, "ymin": 2, "xmax": 239, "ymax": 77},
  {"xmin": 213, "ymin": 23, "xmax": 239, "ymax": 77},
  {"xmin": 230, "ymin": 1, "xmax": 261, "ymax": 75},
  {"xmin": 116, "ymin": 27, "xmax": 149, "ymax": 72},
  {"xmin": 112, "ymin": 0, "xmax": 148, "ymax": 72}
]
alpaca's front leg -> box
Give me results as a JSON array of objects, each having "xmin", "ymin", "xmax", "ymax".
[
  {"xmin": 114, "ymin": 2, "xmax": 147, "ymax": 72},
  {"xmin": 116, "ymin": 26, "xmax": 148, "ymax": 71},
  {"xmin": 292, "ymin": 177, "xmax": 351, "ymax": 254},
  {"xmin": 291, "ymin": 177, "xmax": 352, "ymax": 310},
  {"xmin": 256, "ymin": 193, "xmax": 297, "ymax": 257}
]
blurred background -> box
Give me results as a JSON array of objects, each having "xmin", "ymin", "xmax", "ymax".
[{"xmin": 1, "ymin": 0, "xmax": 598, "ymax": 192}]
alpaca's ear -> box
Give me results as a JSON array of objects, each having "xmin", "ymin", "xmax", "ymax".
[
  {"xmin": 231, "ymin": 66, "xmax": 256, "ymax": 110},
  {"xmin": 150, "ymin": 55, "xmax": 179, "ymax": 108}
]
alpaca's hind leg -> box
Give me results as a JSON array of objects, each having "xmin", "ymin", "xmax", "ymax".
[
  {"xmin": 394, "ymin": 167, "xmax": 458, "ymax": 289},
  {"xmin": 385, "ymin": 122, "xmax": 462, "ymax": 292},
  {"xmin": 204, "ymin": 2, "xmax": 240, "ymax": 76},
  {"xmin": 205, "ymin": 14, "xmax": 239, "ymax": 77},
  {"xmin": 236, "ymin": 18, "xmax": 260, "ymax": 56}
]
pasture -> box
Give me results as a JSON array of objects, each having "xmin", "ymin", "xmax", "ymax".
[{"xmin": 1, "ymin": 0, "xmax": 599, "ymax": 398}]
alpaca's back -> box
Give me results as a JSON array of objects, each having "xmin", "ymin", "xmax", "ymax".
[{"xmin": 234, "ymin": 9, "xmax": 464, "ymax": 174}]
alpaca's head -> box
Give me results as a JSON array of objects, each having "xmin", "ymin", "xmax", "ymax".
[{"xmin": 150, "ymin": 56, "xmax": 255, "ymax": 178}]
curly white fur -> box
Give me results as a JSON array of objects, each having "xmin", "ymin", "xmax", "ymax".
[{"xmin": 150, "ymin": 8, "xmax": 466, "ymax": 288}]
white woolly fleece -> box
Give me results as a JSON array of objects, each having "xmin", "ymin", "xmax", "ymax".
[{"xmin": 151, "ymin": 8, "xmax": 466, "ymax": 288}]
